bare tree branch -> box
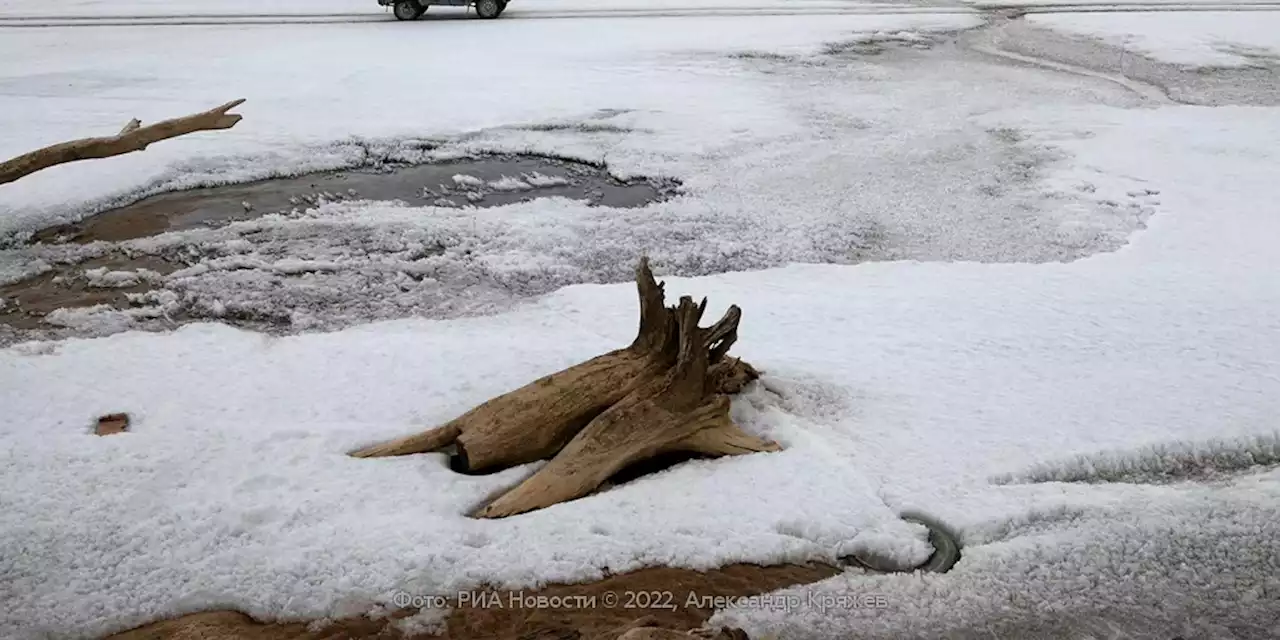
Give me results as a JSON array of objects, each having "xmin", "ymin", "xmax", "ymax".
[{"xmin": 0, "ymin": 99, "xmax": 246, "ymax": 186}]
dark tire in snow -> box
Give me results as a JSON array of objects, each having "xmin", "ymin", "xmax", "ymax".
[
  {"xmin": 393, "ymin": 0, "xmax": 425, "ymax": 20},
  {"xmin": 475, "ymin": 0, "xmax": 502, "ymax": 19}
]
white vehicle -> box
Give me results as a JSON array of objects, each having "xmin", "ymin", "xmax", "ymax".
[{"xmin": 380, "ymin": 0, "xmax": 509, "ymax": 21}]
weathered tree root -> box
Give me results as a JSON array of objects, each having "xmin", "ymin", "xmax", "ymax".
[
  {"xmin": 351, "ymin": 258, "xmax": 774, "ymax": 475},
  {"xmin": 349, "ymin": 257, "xmax": 684, "ymax": 470},
  {"xmin": 0, "ymin": 100, "xmax": 246, "ymax": 186},
  {"xmin": 475, "ymin": 296, "xmax": 779, "ymax": 519},
  {"xmin": 353, "ymin": 256, "xmax": 780, "ymax": 515}
]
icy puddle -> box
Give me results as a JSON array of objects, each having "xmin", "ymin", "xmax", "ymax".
[
  {"xmin": 30, "ymin": 154, "xmax": 672, "ymax": 244},
  {"xmin": 0, "ymin": 154, "xmax": 677, "ymax": 342}
]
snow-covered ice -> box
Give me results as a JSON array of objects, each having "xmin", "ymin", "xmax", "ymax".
[
  {"xmin": 80, "ymin": 267, "xmax": 162, "ymax": 289},
  {"xmin": 450, "ymin": 174, "xmax": 485, "ymax": 188},
  {"xmin": 1029, "ymin": 11, "xmax": 1280, "ymax": 67},
  {"xmin": 716, "ymin": 472, "xmax": 1280, "ymax": 638},
  {"xmin": 0, "ymin": 13, "xmax": 981, "ymax": 239},
  {"xmin": 3, "ymin": 10, "xmax": 1165, "ymax": 340},
  {"xmin": 523, "ymin": 171, "xmax": 570, "ymax": 187},
  {"xmin": 487, "ymin": 175, "xmax": 533, "ymax": 191},
  {"xmin": 2, "ymin": 2, "xmax": 1279, "ymax": 640}
]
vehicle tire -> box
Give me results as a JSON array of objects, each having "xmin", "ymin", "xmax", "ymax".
[
  {"xmin": 495, "ymin": 0, "xmax": 507, "ymax": 15},
  {"xmin": 393, "ymin": 0, "xmax": 425, "ymax": 20},
  {"xmin": 475, "ymin": 0, "xmax": 501, "ymax": 19}
]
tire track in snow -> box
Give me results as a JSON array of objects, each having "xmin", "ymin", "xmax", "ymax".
[{"xmin": 964, "ymin": 17, "xmax": 1180, "ymax": 104}]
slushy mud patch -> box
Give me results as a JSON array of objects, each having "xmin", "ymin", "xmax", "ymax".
[
  {"xmin": 724, "ymin": 31, "xmax": 952, "ymax": 70},
  {"xmin": 728, "ymin": 50, "xmax": 799, "ymax": 62},
  {"xmin": 513, "ymin": 122, "xmax": 635, "ymax": 135},
  {"xmin": 29, "ymin": 154, "xmax": 672, "ymax": 245},
  {"xmin": 0, "ymin": 154, "xmax": 677, "ymax": 345},
  {"xmin": 820, "ymin": 30, "xmax": 954, "ymax": 56},
  {"xmin": 107, "ymin": 563, "xmax": 840, "ymax": 640}
]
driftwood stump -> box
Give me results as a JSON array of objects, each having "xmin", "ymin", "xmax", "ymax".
[
  {"xmin": 475, "ymin": 297, "xmax": 778, "ymax": 518},
  {"xmin": 350, "ymin": 257, "xmax": 684, "ymax": 469},
  {"xmin": 352, "ymin": 257, "xmax": 781, "ymax": 516}
]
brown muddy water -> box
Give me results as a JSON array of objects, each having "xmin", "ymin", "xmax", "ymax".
[{"xmin": 0, "ymin": 154, "xmax": 676, "ymax": 341}]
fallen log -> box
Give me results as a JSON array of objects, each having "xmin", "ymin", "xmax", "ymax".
[
  {"xmin": 0, "ymin": 99, "xmax": 246, "ymax": 186},
  {"xmin": 475, "ymin": 296, "xmax": 779, "ymax": 518}
]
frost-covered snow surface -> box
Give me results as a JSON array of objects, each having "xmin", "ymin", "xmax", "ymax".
[
  {"xmin": 1029, "ymin": 11, "xmax": 1280, "ymax": 67},
  {"xmin": 5, "ymin": 105, "xmax": 1280, "ymax": 638},
  {"xmin": 716, "ymin": 475, "xmax": 1280, "ymax": 638},
  {"xmin": 3, "ymin": 3, "xmax": 1280, "ymax": 640},
  {"xmin": 2, "ymin": 10, "xmax": 1171, "ymax": 338}
]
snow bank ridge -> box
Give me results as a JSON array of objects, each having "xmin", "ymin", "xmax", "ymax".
[{"xmin": 992, "ymin": 432, "xmax": 1280, "ymax": 485}]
